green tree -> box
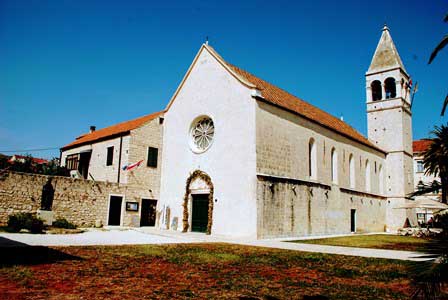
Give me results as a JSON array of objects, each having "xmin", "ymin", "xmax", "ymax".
[
  {"xmin": 428, "ymin": 13, "xmax": 448, "ymax": 116},
  {"xmin": 423, "ymin": 125, "xmax": 448, "ymax": 204}
]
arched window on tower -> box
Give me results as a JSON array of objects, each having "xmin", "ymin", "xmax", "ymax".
[
  {"xmin": 365, "ymin": 160, "xmax": 371, "ymax": 192},
  {"xmin": 385, "ymin": 77, "xmax": 396, "ymax": 99},
  {"xmin": 349, "ymin": 154, "xmax": 355, "ymax": 188},
  {"xmin": 309, "ymin": 138, "xmax": 317, "ymax": 179},
  {"xmin": 371, "ymin": 80, "xmax": 382, "ymax": 101},
  {"xmin": 331, "ymin": 148, "xmax": 338, "ymax": 183}
]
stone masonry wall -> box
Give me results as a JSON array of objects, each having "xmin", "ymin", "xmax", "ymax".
[
  {"xmin": 127, "ymin": 116, "xmax": 163, "ymax": 199},
  {"xmin": 257, "ymin": 175, "xmax": 387, "ymax": 238},
  {"xmin": 0, "ymin": 172, "xmax": 150, "ymax": 227}
]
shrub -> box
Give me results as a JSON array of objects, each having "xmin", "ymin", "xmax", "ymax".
[
  {"xmin": 7, "ymin": 213, "xmax": 44, "ymax": 233},
  {"xmin": 52, "ymin": 218, "xmax": 76, "ymax": 229}
]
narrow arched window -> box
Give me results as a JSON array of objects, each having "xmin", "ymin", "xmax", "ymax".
[
  {"xmin": 309, "ymin": 138, "xmax": 317, "ymax": 179},
  {"xmin": 365, "ymin": 160, "xmax": 371, "ymax": 192},
  {"xmin": 331, "ymin": 148, "xmax": 338, "ymax": 183},
  {"xmin": 378, "ymin": 165, "xmax": 384, "ymax": 194},
  {"xmin": 371, "ymin": 80, "xmax": 382, "ymax": 101},
  {"xmin": 349, "ymin": 154, "xmax": 355, "ymax": 188},
  {"xmin": 385, "ymin": 77, "xmax": 396, "ymax": 99}
]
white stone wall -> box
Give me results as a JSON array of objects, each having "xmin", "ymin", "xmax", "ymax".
[
  {"xmin": 413, "ymin": 154, "xmax": 439, "ymax": 187},
  {"xmin": 159, "ymin": 47, "xmax": 258, "ymax": 238},
  {"xmin": 61, "ymin": 136, "xmax": 130, "ymax": 183},
  {"xmin": 366, "ymin": 67, "xmax": 415, "ymax": 230},
  {"xmin": 255, "ymin": 101, "xmax": 388, "ymax": 236},
  {"xmin": 256, "ymin": 101, "xmax": 387, "ymax": 195}
]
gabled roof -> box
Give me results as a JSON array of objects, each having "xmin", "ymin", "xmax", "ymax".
[
  {"xmin": 61, "ymin": 111, "xmax": 164, "ymax": 151},
  {"xmin": 367, "ymin": 25, "xmax": 407, "ymax": 74},
  {"xmin": 413, "ymin": 139, "xmax": 433, "ymax": 154},
  {"xmin": 200, "ymin": 45, "xmax": 384, "ymax": 154}
]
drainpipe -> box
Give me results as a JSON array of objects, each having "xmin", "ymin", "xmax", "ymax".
[{"xmin": 117, "ymin": 136, "xmax": 123, "ymax": 183}]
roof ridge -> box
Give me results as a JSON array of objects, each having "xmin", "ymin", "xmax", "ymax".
[
  {"xmin": 222, "ymin": 59, "xmax": 382, "ymax": 152},
  {"xmin": 228, "ymin": 63, "xmax": 362, "ymax": 131},
  {"xmin": 61, "ymin": 110, "xmax": 164, "ymax": 150}
]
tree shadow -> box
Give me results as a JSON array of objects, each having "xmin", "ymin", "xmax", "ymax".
[{"xmin": 0, "ymin": 237, "xmax": 81, "ymax": 266}]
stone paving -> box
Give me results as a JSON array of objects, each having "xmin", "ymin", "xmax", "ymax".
[{"xmin": 0, "ymin": 227, "xmax": 431, "ymax": 261}]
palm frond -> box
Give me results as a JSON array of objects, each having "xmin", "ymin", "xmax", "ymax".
[
  {"xmin": 441, "ymin": 94, "xmax": 448, "ymax": 116},
  {"xmin": 408, "ymin": 183, "xmax": 441, "ymax": 197},
  {"xmin": 428, "ymin": 35, "xmax": 448, "ymax": 64}
]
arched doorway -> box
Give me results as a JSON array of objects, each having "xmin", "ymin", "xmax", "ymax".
[{"xmin": 182, "ymin": 170, "xmax": 214, "ymax": 234}]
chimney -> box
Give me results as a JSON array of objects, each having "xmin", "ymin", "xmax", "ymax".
[{"xmin": 90, "ymin": 126, "xmax": 96, "ymax": 133}]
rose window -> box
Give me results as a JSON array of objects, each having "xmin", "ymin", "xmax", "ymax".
[{"xmin": 191, "ymin": 117, "xmax": 214, "ymax": 153}]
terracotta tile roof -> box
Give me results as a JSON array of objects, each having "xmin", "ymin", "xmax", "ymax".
[
  {"xmin": 413, "ymin": 139, "xmax": 433, "ymax": 153},
  {"xmin": 61, "ymin": 111, "xmax": 164, "ymax": 150},
  {"xmin": 206, "ymin": 46, "xmax": 383, "ymax": 153},
  {"xmin": 9, "ymin": 155, "xmax": 49, "ymax": 164}
]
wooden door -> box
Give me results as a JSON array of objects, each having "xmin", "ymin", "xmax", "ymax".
[
  {"xmin": 108, "ymin": 196, "xmax": 122, "ymax": 226},
  {"xmin": 191, "ymin": 194, "xmax": 209, "ymax": 233},
  {"xmin": 140, "ymin": 199, "xmax": 157, "ymax": 226}
]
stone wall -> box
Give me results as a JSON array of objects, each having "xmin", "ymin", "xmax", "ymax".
[
  {"xmin": 256, "ymin": 101, "xmax": 387, "ymax": 195},
  {"xmin": 0, "ymin": 172, "xmax": 151, "ymax": 227},
  {"xmin": 256, "ymin": 175, "xmax": 387, "ymax": 238},
  {"xmin": 127, "ymin": 117, "xmax": 163, "ymax": 199}
]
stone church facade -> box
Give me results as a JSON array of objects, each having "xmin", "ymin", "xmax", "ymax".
[{"xmin": 58, "ymin": 26, "xmax": 415, "ymax": 238}]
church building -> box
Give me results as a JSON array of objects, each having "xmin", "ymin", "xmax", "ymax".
[{"xmin": 60, "ymin": 26, "xmax": 416, "ymax": 238}]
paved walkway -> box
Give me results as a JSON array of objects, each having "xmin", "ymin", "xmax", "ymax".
[
  {"xmin": 0, "ymin": 228, "xmax": 431, "ymax": 261},
  {"xmin": 237, "ymin": 240, "xmax": 428, "ymax": 262},
  {"xmin": 0, "ymin": 228, "xmax": 194, "ymax": 246}
]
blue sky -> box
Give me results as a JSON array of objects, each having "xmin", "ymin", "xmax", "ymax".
[{"xmin": 0, "ymin": 0, "xmax": 447, "ymax": 159}]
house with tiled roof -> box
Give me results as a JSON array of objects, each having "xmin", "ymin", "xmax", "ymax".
[
  {"xmin": 412, "ymin": 138, "xmax": 440, "ymax": 192},
  {"xmin": 60, "ymin": 26, "xmax": 417, "ymax": 237},
  {"xmin": 60, "ymin": 111, "xmax": 164, "ymax": 226}
]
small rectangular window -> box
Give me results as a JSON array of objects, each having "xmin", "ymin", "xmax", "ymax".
[
  {"xmin": 417, "ymin": 161, "xmax": 424, "ymax": 173},
  {"xmin": 147, "ymin": 147, "xmax": 158, "ymax": 168},
  {"xmin": 106, "ymin": 146, "xmax": 114, "ymax": 166},
  {"xmin": 66, "ymin": 154, "xmax": 79, "ymax": 170}
]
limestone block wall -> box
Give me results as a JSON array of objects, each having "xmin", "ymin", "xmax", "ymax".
[
  {"xmin": 256, "ymin": 175, "xmax": 387, "ymax": 238},
  {"xmin": 256, "ymin": 101, "xmax": 387, "ymax": 195},
  {"xmin": 126, "ymin": 117, "xmax": 163, "ymax": 199},
  {"xmin": 0, "ymin": 172, "xmax": 150, "ymax": 227}
]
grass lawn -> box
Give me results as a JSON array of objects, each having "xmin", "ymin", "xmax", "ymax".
[
  {"xmin": 0, "ymin": 243, "xmax": 418, "ymax": 299},
  {"xmin": 290, "ymin": 234, "xmax": 430, "ymax": 252}
]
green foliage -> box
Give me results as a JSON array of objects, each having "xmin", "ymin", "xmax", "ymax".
[
  {"xmin": 292, "ymin": 234, "xmax": 429, "ymax": 252},
  {"xmin": 423, "ymin": 125, "xmax": 448, "ymax": 204},
  {"xmin": 7, "ymin": 212, "xmax": 44, "ymax": 233},
  {"xmin": 428, "ymin": 13, "xmax": 448, "ymax": 116},
  {"xmin": 52, "ymin": 218, "xmax": 76, "ymax": 229}
]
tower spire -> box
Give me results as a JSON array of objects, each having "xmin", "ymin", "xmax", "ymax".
[{"xmin": 367, "ymin": 25, "xmax": 406, "ymax": 75}]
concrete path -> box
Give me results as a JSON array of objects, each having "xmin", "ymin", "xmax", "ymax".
[
  {"xmin": 0, "ymin": 228, "xmax": 195, "ymax": 246},
  {"xmin": 237, "ymin": 239, "xmax": 429, "ymax": 262},
  {"xmin": 0, "ymin": 227, "xmax": 431, "ymax": 261}
]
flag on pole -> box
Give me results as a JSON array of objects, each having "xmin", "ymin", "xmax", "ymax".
[{"xmin": 122, "ymin": 160, "xmax": 143, "ymax": 171}]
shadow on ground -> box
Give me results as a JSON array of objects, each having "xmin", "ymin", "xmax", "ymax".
[{"xmin": 0, "ymin": 237, "xmax": 80, "ymax": 266}]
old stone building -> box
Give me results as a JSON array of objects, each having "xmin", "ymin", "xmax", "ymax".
[
  {"xmin": 59, "ymin": 110, "xmax": 164, "ymax": 227},
  {"xmin": 55, "ymin": 26, "xmax": 417, "ymax": 238}
]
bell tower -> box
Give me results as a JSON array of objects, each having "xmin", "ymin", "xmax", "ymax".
[{"xmin": 366, "ymin": 25, "xmax": 415, "ymax": 230}]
